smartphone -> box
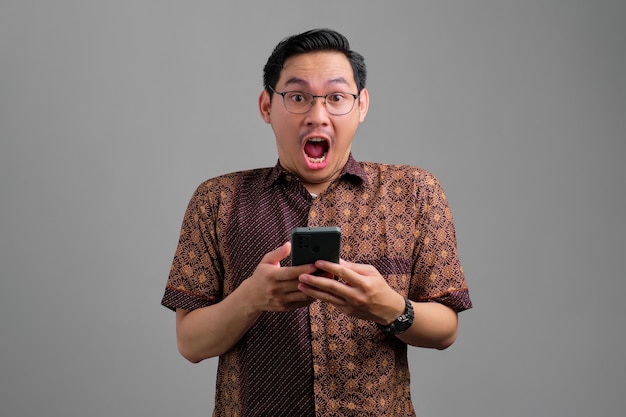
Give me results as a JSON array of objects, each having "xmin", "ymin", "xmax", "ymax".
[{"xmin": 290, "ymin": 226, "xmax": 341, "ymax": 266}]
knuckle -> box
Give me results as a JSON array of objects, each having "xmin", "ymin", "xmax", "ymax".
[{"xmin": 351, "ymin": 294, "xmax": 368, "ymax": 308}]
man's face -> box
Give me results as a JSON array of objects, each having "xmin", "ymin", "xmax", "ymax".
[{"xmin": 259, "ymin": 51, "xmax": 369, "ymax": 194}]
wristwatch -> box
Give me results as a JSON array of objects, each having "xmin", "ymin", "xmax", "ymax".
[{"xmin": 377, "ymin": 297, "xmax": 414, "ymax": 334}]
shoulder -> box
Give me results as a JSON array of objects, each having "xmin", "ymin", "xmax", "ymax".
[
  {"xmin": 190, "ymin": 167, "xmax": 272, "ymax": 204},
  {"xmin": 359, "ymin": 161, "xmax": 441, "ymax": 189}
]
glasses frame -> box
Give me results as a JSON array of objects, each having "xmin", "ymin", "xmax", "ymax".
[{"xmin": 267, "ymin": 85, "xmax": 360, "ymax": 116}]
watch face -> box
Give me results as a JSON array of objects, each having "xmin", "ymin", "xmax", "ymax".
[
  {"xmin": 394, "ymin": 319, "xmax": 412, "ymax": 333},
  {"xmin": 394, "ymin": 299, "xmax": 414, "ymax": 333},
  {"xmin": 377, "ymin": 298, "xmax": 414, "ymax": 334}
]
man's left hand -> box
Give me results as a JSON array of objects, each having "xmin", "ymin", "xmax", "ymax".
[{"xmin": 297, "ymin": 259, "xmax": 405, "ymax": 324}]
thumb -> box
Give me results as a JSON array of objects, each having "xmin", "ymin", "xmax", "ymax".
[{"xmin": 261, "ymin": 241, "xmax": 291, "ymax": 265}]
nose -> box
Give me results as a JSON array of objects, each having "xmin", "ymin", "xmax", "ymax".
[{"xmin": 305, "ymin": 96, "xmax": 330, "ymax": 125}]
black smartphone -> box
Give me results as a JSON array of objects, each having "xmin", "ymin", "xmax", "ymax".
[{"xmin": 290, "ymin": 226, "xmax": 341, "ymax": 266}]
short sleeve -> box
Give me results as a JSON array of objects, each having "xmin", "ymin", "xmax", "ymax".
[
  {"xmin": 410, "ymin": 172, "xmax": 472, "ymax": 312},
  {"xmin": 161, "ymin": 182, "xmax": 224, "ymax": 311}
]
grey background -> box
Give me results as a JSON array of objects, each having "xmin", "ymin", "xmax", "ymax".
[{"xmin": 1, "ymin": 1, "xmax": 624, "ymax": 416}]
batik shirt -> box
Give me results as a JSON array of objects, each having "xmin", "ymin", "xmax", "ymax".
[{"xmin": 162, "ymin": 154, "xmax": 472, "ymax": 416}]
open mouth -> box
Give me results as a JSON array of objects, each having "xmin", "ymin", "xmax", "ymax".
[{"xmin": 304, "ymin": 138, "xmax": 329, "ymax": 163}]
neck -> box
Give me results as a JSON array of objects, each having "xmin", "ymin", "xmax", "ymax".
[{"xmin": 302, "ymin": 181, "xmax": 330, "ymax": 195}]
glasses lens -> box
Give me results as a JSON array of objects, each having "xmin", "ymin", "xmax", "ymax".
[
  {"xmin": 283, "ymin": 92, "xmax": 313, "ymax": 114},
  {"xmin": 325, "ymin": 92, "xmax": 356, "ymax": 115}
]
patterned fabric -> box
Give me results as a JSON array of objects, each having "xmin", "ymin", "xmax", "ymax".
[
  {"xmin": 162, "ymin": 154, "xmax": 472, "ymax": 416},
  {"xmin": 224, "ymin": 167, "xmax": 315, "ymax": 416}
]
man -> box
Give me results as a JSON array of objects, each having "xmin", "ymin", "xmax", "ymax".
[{"xmin": 162, "ymin": 28, "xmax": 472, "ymax": 416}]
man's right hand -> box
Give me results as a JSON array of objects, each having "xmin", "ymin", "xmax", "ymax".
[
  {"xmin": 242, "ymin": 241, "xmax": 317, "ymax": 313},
  {"xmin": 176, "ymin": 242, "xmax": 316, "ymax": 362}
]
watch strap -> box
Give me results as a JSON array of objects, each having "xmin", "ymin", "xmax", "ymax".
[{"xmin": 376, "ymin": 297, "xmax": 414, "ymax": 334}]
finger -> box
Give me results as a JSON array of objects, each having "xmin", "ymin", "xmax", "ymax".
[
  {"xmin": 297, "ymin": 281, "xmax": 346, "ymax": 305},
  {"xmin": 339, "ymin": 258, "xmax": 377, "ymax": 275},
  {"xmin": 298, "ymin": 272, "xmax": 353, "ymax": 301},
  {"xmin": 270, "ymin": 265, "xmax": 315, "ymax": 286},
  {"xmin": 281, "ymin": 284, "xmax": 316, "ymax": 300},
  {"xmin": 274, "ymin": 263, "xmax": 317, "ymax": 282},
  {"xmin": 314, "ymin": 260, "xmax": 357, "ymax": 283},
  {"xmin": 260, "ymin": 241, "xmax": 291, "ymax": 265}
]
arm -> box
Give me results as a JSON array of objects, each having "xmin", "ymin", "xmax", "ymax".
[
  {"xmin": 297, "ymin": 259, "xmax": 458, "ymax": 350},
  {"xmin": 176, "ymin": 242, "xmax": 317, "ymax": 363},
  {"xmin": 382, "ymin": 292, "xmax": 458, "ymax": 350},
  {"xmin": 175, "ymin": 281, "xmax": 260, "ymax": 363}
]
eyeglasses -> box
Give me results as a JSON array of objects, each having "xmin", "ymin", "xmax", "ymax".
[{"xmin": 267, "ymin": 85, "xmax": 360, "ymax": 116}]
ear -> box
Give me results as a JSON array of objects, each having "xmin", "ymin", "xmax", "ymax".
[
  {"xmin": 357, "ymin": 88, "xmax": 369, "ymax": 123},
  {"xmin": 259, "ymin": 90, "xmax": 272, "ymax": 123}
]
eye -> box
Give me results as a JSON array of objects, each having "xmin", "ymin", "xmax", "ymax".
[
  {"xmin": 327, "ymin": 93, "xmax": 348, "ymax": 103},
  {"xmin": 286, "ymin": 92, "xmax": 309, "ymax": 103}
]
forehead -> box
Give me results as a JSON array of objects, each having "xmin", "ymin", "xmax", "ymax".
[{"xmin": 278, "ymin": 51, "xmax": 355, "ymax": 90}]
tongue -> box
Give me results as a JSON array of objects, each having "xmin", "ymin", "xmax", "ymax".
[{"xmin": 304, "ymin": 141, "xmax": 326, "ymax": 158}]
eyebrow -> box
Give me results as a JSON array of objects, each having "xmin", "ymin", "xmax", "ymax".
[{"xmin": 283, "ymin": 77, "xmax": 351, "ymax": 90}]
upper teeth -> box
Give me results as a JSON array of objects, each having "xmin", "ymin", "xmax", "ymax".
[{"xmin": 309, "ymin": 138, "xmax": 324, "ymax": 142}]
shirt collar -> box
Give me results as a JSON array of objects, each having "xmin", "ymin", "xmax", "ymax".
[{"xmin": 265, "ymin": 153, "xmax": 370, "ymax": 189}]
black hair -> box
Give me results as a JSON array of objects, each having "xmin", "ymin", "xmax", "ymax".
[{"xmin": 263, "ymin": 28, "xmax": 367, "ymax": 94}]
